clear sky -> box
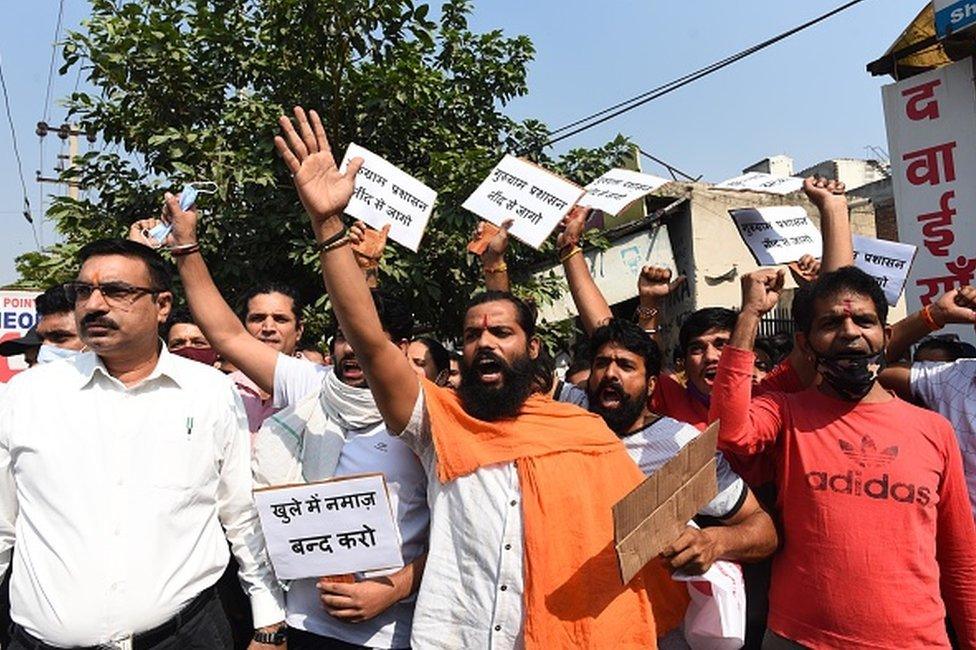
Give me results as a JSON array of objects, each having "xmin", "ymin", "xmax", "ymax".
[{"xmin": 0, "ymin": 0, "xmax": 923, "ymax": 286}]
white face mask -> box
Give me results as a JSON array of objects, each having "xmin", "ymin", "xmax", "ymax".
[{"xmin": 37, "ymin": 344, "xmax": 82, "ymax": 364}]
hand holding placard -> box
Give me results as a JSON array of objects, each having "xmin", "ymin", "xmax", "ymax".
[{"xmin": 462, "ymin": 155, "xmax": 585, "ymax": 249}]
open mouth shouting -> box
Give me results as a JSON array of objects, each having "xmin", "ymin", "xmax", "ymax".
[
  {"xmin": 598, "ymin": 383, "xmax": 625, "ymax": 410},
  {"xmin": 340, "ymin": 357, "xmax": 364, "ymax": 382},
  {"xmin": 473, "ymin": 352, "xmax": 506, "ymax": 386},
  {"xmin": 702, "ymin": 365, "xmax": 718, "ymax": 386}
]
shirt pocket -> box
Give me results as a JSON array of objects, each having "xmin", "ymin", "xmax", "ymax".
[{"xmin": 147, "ymin": 411, "xmax": 217, "ymax": 491}]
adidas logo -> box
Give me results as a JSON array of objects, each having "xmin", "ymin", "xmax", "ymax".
[
  {"xmin": 838, "ymin": 435, "xmax": 898, "ymax": 468},
  {"xmin": 804, "ymin": 435, "xmax": 931, "ymax": 506},
  {"xmin": 374, "ymin": 442, "xmax": 388, "ymax": 452}
]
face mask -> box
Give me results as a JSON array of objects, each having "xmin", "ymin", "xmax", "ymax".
[
  {"xmin": 172, "ymin": 346, "xmax": 219, "ymax": 366},
  {"xmin": 37, "ymin": 344, "xmax": 81, "ymax": 364},
  {"xmin": 816, "ymin": 348, "xmax": 886, "ymax": 401}
]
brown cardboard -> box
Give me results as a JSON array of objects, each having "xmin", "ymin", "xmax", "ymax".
[
  {"xmin": 467, "ymin": 221, "xmax": 501, "ymax": 256},
  {"xmin": 613, "ymin": 422, "xmax": 719, "ymax": 584}
]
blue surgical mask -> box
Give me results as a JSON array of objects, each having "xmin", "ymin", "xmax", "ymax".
[{"xmin": 37, "ymin": 344, "xmax": 81, "ymax": 364}]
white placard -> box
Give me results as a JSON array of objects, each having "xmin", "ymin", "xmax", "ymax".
[
  {"xmin": 715, "ymin": 172, "xmax": 804, "ymax": 195},
  {"xmin": 461, "ymin": 154, "xmax": 585, "ymax": 249},
  {"xmin": 577, "ymin": 168, "xmax": 670, "ymax": 215},
  {"xmin": 852, "ymin": 235, "xmax": 917, "ymax": 307},
  {"xmin": 883, "ymin": 58, "xmax": 976, "ymax": 344},
  {"xmin": 729, "ymin": 206, "xmax": 822, "ymax": 266},
  {"xmin": 254, "ymin": 474, "xmax": 402, "ymax": 580},
  {"xmin": 338, "ymin": 143, "xmax": 437, "ymax": 252}
]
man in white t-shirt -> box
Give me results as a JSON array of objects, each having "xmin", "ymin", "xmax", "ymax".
[
  {"xmin": 570, "ymin": 319, "xmax": 777, "ymax": 569},
  {"xmin": 146, "ymin": 196, "xmax": 429, "ymax": 650}
]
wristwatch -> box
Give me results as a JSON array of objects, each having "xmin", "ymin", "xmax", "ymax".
[{"xmin": 253, "ymin": 627, "xmax": 288, "ymax": 645}]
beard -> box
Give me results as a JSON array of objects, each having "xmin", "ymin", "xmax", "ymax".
[
  {"xmin": 587, "ymin": 378, "xmax": 646, "ymax": 436},
  {"xmin": 457, "ymin": 349, "xmax": 536, "ymax": 421}
]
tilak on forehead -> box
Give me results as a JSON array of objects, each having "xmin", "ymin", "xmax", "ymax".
[
  {"xmin": 482, "ymin": 313, "xmax": 490, "ymax": 329},
  {"xmin": 842, "ymin": 298, "xmax": 854, "ymax": 316}
]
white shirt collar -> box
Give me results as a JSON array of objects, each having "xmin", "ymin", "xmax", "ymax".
[{"xmin": 74, "ymin": 341, "xmax": 186, "ymax": 390}]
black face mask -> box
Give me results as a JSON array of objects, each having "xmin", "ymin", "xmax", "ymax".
[{"xmin": 815, "ymin": 348, "xmax": 886, "ymax": 401}]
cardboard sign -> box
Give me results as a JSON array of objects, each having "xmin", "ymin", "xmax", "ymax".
[
  {"xmin": 715, "ymin": 172, "xmax": 804, "ymax": 195},
  {"xmin": 577, "ymin": 168, "xmax": 669, "ymax": 215},
  {"xmin": 730, "ymin": 206, "xmax": 822, "ymax": 266},
  {"xmin": 613, "ymin": 423, "xmax": 718, "ymax": 584},
  {"xmin": 0, "ymin": 290, "xmax": 40, "ymax": 383},
  {"xmin": 852, "ymin": 235, "xmax": 917, "ymax": 306},
  {"xmin": 254, "ymin": 473, "xmax": 402, "ymax": 580},
  {"xmin": 339, "ymin": 143, "xmax": 437, "ymax": 252},
  {"xmin": 883, "ymin": 58, "xmax": 976, "ymax": 344},
  {"xmin": 462, "ymin": 155, "xmax": 585, "ymax": 249}
]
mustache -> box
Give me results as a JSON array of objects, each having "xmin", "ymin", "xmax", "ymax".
[
  {"xmin": 80, "ymin": 313, "xmax": 119, "ymax": 330},
  {"xmin": 469, "ymin": 349, "xmax": 511, "ymax": 370},
  {"xmin": 594, "ymin": 377, "xmax": 629, "ymax": 399}
]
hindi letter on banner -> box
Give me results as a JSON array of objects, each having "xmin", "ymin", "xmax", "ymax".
[
  {"xmin": 254, "ymin": 473, "xmax": 402, "ymax": 579},
  {"xmin": 461, "ymin": 155, "xmax": 585, "ymax": 249},
  {"xmin": 577, "ymin": 168, "xmax": 669, "ymax": 215},
  {"xmin": 729, "ymin": 206, "xmax": 823, "ymax": 266},
  {"xmin": 851, "ymin": 235, "xmax": 917, "ymax": 306},
  {"xmin": 883, "ymin": 58, "xmax": 976, "ymax": 342},
  {"xmin": 714, "ymin": 172, "xmax": 804, "ymax": 195},
  {"xmin": 339, "ymin": 143, "xmax": 437, "ymax": 252}
]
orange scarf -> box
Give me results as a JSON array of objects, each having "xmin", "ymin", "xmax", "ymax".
[{"xmin": 422, "ymin": 379, "xmax": 688, "ymax": 648}]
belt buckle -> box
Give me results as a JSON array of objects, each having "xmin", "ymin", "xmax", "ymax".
[{"xmin": 101, "ymin": 633, "xmax": 134, "ymax": 650}]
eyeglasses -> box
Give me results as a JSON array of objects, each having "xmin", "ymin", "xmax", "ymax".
[{"xmin": 63, "ymin": 281, "xmax": 160, "ymax": 307}]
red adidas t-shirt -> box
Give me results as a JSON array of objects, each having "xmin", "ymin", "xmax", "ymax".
[{"xmin": 712, "ymin": 345, "xmax": 976, "ymax": 649}]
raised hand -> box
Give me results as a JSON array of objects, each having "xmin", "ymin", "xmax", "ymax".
[
  {"xmin": 274, "ymin": 106, "xmax": 362, "ymax": 231},
  {"xmin": 930, "ymin": 286, "xmax": 976, "ymax": 327},
  {"xmin": 162, "ymin": 192, "xmax": 200, "ymax": 246},
  {"xmin": 788, "ymin": 254, "xmax": 821, "ymax": 286},
  {"xmin": 740, "ymin": 268, "xmax": 785, "ymax": 317},
  {"xmin": 128, "ymin": 218, "xmax": 163, "ymax": 248},
  {"xmin": 481, "ymin": 219, "xmax": 512, "ymax": 270},
  {"xmin": 556, "ymin": 205, "xmax": 590, "ymax": 252},
  {"xmin": 349, "ymin": 221, "xmax": 390, "ymax": 267},
  {"xmin": 803, "ymin": 175, "xmax": 847, "ymax": 213},
  {"xmin": 638, "ymin": 266, "xmax": 686, "ymax": 301}
]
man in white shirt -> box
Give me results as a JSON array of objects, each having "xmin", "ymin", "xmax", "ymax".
[
  {"xmin": 567, "ymin": 319, "xmax": 776, "ymax": 570},
  {"xmin": 0, "ymin": 239, "xmax": 286, "ymax": 649},
  {"xmin": 157, "ymin": 195, "xmax": 428, "ymax": 649}
]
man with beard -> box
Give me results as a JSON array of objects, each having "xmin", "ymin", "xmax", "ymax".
[
  {"xmin": 274, "ymin": 106, "xmax": 674, "ymax": 648},
  {"xmin": 159, "ymin": 194, "xmax": 428, "ymax": 650},
  {"xmin": 0, "ymin": 239, "xmax": 286, "ymax": 649},
  {"xmin": 710, "ymin": 266, "xmax": 976, "ymax": 648},
  {"xmin": 560, "ymin": 318, "xmax": 777, "ymax": 648}
]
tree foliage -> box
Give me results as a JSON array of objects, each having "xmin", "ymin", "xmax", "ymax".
[{"xmin": 19, "ymin": 0, "xmax": 631, "ymax": 345}]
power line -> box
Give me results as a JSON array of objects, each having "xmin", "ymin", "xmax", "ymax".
[
  {"xmin": 544, "ymin": 0, "xmax": 872, "ymax": 147},
  {"xmin": 38, "ymin": 0, "xmax": 66, "ymax": 246},
  {"xmin": 0, "ymin": 53, "xmax": 39, "ymax": 247}
]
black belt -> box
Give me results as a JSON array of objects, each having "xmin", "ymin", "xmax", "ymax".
[{"xmin": 10, "ymin": 587, "xmax": 215, "ymax": 650}]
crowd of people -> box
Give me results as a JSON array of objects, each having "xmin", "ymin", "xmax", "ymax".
[{"xmin": 1, "ymin": 105, "xmax": 976, "ymax": 649}]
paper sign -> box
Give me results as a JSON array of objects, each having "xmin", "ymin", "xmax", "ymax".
[
  {"xmin": 339, "ymin": 143, "xmax": 437, "ymax": 252},
  {"xmin": 730, "ymin": 206, "xmax": 823, "ymax": 266},
  {"xmin": 577, "ymin": 168, "xmax": 669, "ymax": 215},
  {"xmin": 0, "ymin": 291, "xmax": 40, "ymax": 383},
  {"xmin": 852, "ymin": 235, "xmax": 917, "ymax": 307},
  {"xmin": 613, "ymin": 423, "xmax": 719, "ymax": 584},
  {"xmin": 715, "ymin": 172, "xmax": 804, "ymax": 195},
  {"xmin": 254, "ymin": 473, "xmax": 402, "ymax": 580},
  {"xmin": 462, "ymin": 154, "xmax": 585, "ymax": 249}
]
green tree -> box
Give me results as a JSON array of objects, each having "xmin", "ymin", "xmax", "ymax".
[{"xmin": 20, "ymin": 0, "xmax": 631, "ymax": 344}]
